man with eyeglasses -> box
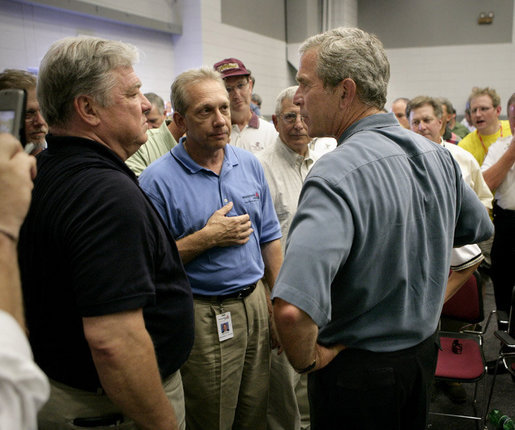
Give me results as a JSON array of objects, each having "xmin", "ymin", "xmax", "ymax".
[
  {"xmin": 459, "ymin": 87, "xmax": 512, "ymax": 165},
  {"xmin": 0, "ymin": 69, "xmax": 48, "ymax": 155},
  {"xmin": 482, "ymin": 93, "xmax": 515, "ymax": 339},
  {"xmin": 257, "ymin": 85, "xmax": 318, "ymax": 430},
  {"xmin": 214, "ymin": 58, "xmax": 277, "ymax": 153},
  {"xmin": 407, "ymin": 95, "xmax": 491, "ymax": 403}
]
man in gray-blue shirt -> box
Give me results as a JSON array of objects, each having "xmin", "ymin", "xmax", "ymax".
[{"xmin": 272, "ymin": 27, "xmax": 493, "ymax": 430}]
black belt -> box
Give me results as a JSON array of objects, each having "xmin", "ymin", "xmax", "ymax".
[
  {"xmin": 193, "ymin": 283, "xmax": 257, "ymax": 301},
  {"xmin": 494, "ymin": 202, "xmax": 515, "ymax": 219}
]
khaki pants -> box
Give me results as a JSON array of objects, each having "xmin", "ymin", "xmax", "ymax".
[
  {"xmin": 38, "ymin": 371, "xmax": 185, "ymax": 429},
  {"xmin": 267, "ymin": 349, "xmax": 311, "ymax": 430},
  {"xmin": 181, "ymin": 282, "xmax": 270, "ymax": 430}
]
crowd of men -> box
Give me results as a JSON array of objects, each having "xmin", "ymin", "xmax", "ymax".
[{"xmin": 0, "ymin": 25, "xmax": 510, "ymax": 430}]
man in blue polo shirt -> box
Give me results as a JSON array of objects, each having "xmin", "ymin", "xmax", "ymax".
[{"xmin": 139, "ymin": 67, "xmax": 282, "ymax": 430}]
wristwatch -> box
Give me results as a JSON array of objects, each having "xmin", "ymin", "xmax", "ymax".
[{"xmin": 295, "ymin": 359, "xmax": 316, "ymax": 374}]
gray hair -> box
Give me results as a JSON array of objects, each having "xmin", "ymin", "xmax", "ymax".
[
  {"xmin": 274, "ymin": 86, "xmax": 298, "ymax": 115},
  {"xmin": 299, "ymin": 27, "xmax": 390, "ymax": 110},
  {"xmin": 171, "ymin": 67, "xmax": 226, "ymax": 116},
  {"xmin": 0, "ymin": 69, "xmax": 37, "ymax": 92},
  {"xmin": 144, "ymin": 92, "xmax": 165, "ymax": 115},
  {"xmin": 406, "ymin": 96, "xmax": 443, "ymax": 119},
  {"xmin": 38, "ymin": 36, "xmax": 139, "ymax": 127}
]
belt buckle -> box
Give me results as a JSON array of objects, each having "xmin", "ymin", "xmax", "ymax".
[{"xmin": 237, "ymin": 286, "xmax": 250, "ymax": 299}]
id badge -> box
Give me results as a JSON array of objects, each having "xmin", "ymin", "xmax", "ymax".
[{"xmin": 216, "ymin": 312, "xmax": 234, "ymax": 342}]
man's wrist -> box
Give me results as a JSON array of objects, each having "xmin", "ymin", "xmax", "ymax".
[{"xmin": 294, "ymin": 358, "xmax": 316, "ymax": 374}]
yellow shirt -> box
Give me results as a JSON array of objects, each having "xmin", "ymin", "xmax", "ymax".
[{"xmin": 458, "ymin": 120, "xmax": 511, "ymax": 165}]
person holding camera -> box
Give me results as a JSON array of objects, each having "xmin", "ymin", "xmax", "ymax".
[{"xmin": 0, "ymin": 132, "xmax": 49, "ymax": 429}]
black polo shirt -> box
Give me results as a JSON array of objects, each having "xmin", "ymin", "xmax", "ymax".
[{"xmin": 19, "ymin": 135, "xmax": 194, "ymax": 391}]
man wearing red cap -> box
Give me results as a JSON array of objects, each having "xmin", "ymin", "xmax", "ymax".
[{"xmin": 214, "ymin": 58, "xmax": 277, "ymax": 153}]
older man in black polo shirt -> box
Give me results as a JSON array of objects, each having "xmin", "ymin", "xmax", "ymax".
[{"xmin": 18, "ymin": 36, "xmax": 194, "ymax": 430}]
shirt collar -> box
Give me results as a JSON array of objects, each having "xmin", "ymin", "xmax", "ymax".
[
  {"xmin": 275, "ymin": 136, "xmax": 315, "ymax": 167},
  {"xmin": 171, "ymin": 137, "xmax": 239, "ymax": 175},
  {"xmin": 337, "ymin": 112, "xmax": 399, "ymax": 146},
  {"xmin": 248, "ymin": 111, "xmax": 260, "ymax": 129},
  {"xmin": 45, "ymin": 134, "xmax": 137, "ymax": 181}
]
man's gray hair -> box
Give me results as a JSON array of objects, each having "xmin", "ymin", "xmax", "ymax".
[
  {"xmin": 38, "ymin": 36, "xmax": 139, "ymax": 128},
  {"xmin": 144, "ymin": 92, "xmax": 165, "ymax": 115},
  {"xmin": 274, "ymin": 86, "xmax": 298, "ymax": 115},
  {"xmin": 299, "ymin": 27, "xmax": 390, "ymax": 110},
  {"xmin": 406, "ymin": 96, "xmax": 443, "ymax": 119},
  {"xmin": 0, "ymin": 69, "xmax": 37, "ymax": 92},
  {"xmin": 171, "ymin": 67, "xmax": 226, "ymax": 116}
]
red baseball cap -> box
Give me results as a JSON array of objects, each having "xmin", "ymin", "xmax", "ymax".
[{"xmin": 213, "ymin": 58, "xmax": 250, "ymax": 79}]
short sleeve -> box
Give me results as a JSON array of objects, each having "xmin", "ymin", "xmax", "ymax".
[{"xmin": 272, "ymin": 176, "xmax": 354, "ymax": 327}]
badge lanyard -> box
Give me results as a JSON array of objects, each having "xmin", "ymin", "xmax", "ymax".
[{"xmin": 477, "ymin": 124, "xmax": 503, "ymax": 154}]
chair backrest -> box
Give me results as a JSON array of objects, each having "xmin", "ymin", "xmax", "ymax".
[{"xmin": 441, "ymin": 270, "xmax": 483, "ymax": 323}]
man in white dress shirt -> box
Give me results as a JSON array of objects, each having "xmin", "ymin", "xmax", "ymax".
[
  {"xmin": 258, "ymin": 85, "xmax": 318, "ymax": 429},
  {"xmin": 482, "ymin": 92, "xmax": 515, "ymax": 330}
]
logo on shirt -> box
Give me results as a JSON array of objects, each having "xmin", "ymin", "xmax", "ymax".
[{"xmin": 242, "ymin": 192, "xmax": 260, "ymax": 204}]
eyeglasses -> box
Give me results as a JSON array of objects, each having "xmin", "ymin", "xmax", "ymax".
[
  {"xmin": 280, "ymin": 112, "xmax": 306, "ymax": 124},
  {"xmin": 470, "ymin": 106, "xmax": 494, "ymax": 114},
  {"xmin": 225, "ymin": 81, "xmax": 249, "ymax": 94}
]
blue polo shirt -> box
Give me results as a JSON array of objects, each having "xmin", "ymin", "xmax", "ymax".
[{"xmin": 140, "ymin": 140, "xmax": 281, "ymax": 296}]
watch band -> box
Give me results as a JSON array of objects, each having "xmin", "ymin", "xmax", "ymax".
[{"xmin": 295, "ymin": 359, "xmax": 316, "ymax": 374}]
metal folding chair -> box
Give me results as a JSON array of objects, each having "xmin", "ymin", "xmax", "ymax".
[
  {"xmin": 483, "ymin": 285, "xmax": 515, "ymax": 423},
  {"xmin": 430, "ymin": 271, "xmax": 491, "ymax": 429}
]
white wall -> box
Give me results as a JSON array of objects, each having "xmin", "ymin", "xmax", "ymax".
[
  {"xmin": 200, "ymin": 0, "xmax": 290, "ymax": 116},
  {"xmin": 5, "ymin": 0, "xmax": 512, "ymax": 118},
  {"xmin": 386, "ymin": 11, "xmax": 515, "ymax": 116},
  {"xmin": 0, "ymin": 0, "xmax": 289, "ymax": 117},
  {"xmin": 0, "ymin": 0, "xmax": 175, "ymax": 101},
  {"xmin": 329, "ymin": 0, "xmax": 358, "ymax": 29}
]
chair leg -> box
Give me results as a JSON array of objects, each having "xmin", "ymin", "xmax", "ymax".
[{"xmin": 483, "ymin": 352, "xmax": 504, "ymax": 424}]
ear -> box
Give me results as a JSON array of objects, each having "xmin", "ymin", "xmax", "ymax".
[
  {"xmin": 495, "ymin": 105, "xmax": 502, "ymax": 116},
  {"xmin": 173, "ymin": 111, "xmax": 187, "ymax": 132},
  {"xmin": 272, "ymin": 114, "xmax": 279, "ymax": 130},
  {"xmin": 73, "ymin": 95, "xmax": 101, "ymax": 126},
  {"xmin": 338, "ymin": 78, "xmax": 357, "ymax": 110},
  {"xmin": 248, "ymin": 78, "xmax": 254, "ymax": 93}
]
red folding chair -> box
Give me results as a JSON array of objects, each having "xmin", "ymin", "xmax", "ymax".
[{"xmin": 430, "ymin": 271, "xmax": 490, "ymax": 428}]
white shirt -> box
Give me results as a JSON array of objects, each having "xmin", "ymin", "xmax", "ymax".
[
  {"xmin": 442, "ymin": 139, "xmax": 493, "ymax": 209},
  {"xmin": 229, "ymin": 115, "xmax": 278, "ymax": 154},
  {"xmin": 0, "ymin": 311, "xmax": 49, "ymax": 430},
  {"xmin": 258, "ymin": 137, "xmax": 318, "ymax": 252},
  {"xmin": 309, "ymin": 137, "xmax": 337, "ymax": 158},
  {"xmin": 450, "ymin": 244, "xmax": 484, "ymax": 271},
  {"xmin": 481, "ymin": 135, "xmax": 515, "ymax": 210}
]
